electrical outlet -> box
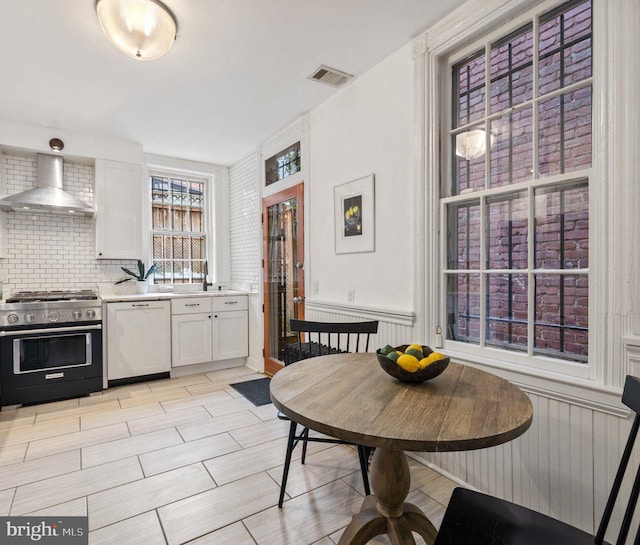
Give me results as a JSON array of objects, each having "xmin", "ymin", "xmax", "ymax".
[
  {"xmin": 312, "ymin": 280, "xmax": 319, "ymax": 294},
  {"xmin": 347, "ymin": 289, "xmax": 355, "ymax": 302}
]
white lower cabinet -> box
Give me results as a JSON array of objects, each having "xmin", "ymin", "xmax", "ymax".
[
  {"xmin": 171, "ymin": 295, "xmax": 248, "ymax": 367},
  {"xmin": 212, "ymin": 310, "xmax": 249, "ymax": 360},
  {"xmin": 171, "ymin": 299, "xmax": 213, "ymax": 367},
  {"xmin": 107, "ymin": 300, "xmax": 171, "ymax": 380}
]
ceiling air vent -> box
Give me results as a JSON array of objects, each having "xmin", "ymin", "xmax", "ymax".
[{"xmin": 308, "ymin": 65, "xmax": 353, "ymax": 88}]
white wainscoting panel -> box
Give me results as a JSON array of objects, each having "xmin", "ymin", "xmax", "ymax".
[
  {"xmin": 415, "ymin": 388, "xmax": 636, "ymax": 541},
  {"xmin": 304, "ymin": 300, "xmax": 416, "ymax": 351}
]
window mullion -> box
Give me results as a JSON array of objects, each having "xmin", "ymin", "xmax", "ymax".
[
  {"xmin": 527, "ymin": 185, "xmax": 535, "ymax": 357},
  {"xmin": 529, "ymin": 14, "xmax": 539, "ymax": 356},
  {"xmin": 480, "ymin": 40, "xmax": 492, "ymax": 348},
  {"xmin": 529, "ymin": 15, "xmax": 539, "ymax": 357},
  {"xmin": 533, "ymin": 15, "xmax": 540, "ymax": 179},
  {"xmin": 479, "ymin": 195, "xmax": 487, "ymax": 348},
  {"xmin": 484, "ymin": 39, "xmax": 491, "ymax": 191}
]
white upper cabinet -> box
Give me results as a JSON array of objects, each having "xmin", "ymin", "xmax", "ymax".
[{"xmin": 95, "ymin": 159, "xmax": 143, "ymax": 259}]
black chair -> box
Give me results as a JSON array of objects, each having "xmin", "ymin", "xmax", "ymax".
[
  {"xmin": 277, "ymin": 319, "xmax": 379, "ymax": 508},
  {"xmin": 434, "ymin": 374, "xmax": 640, "ymax": 545}
]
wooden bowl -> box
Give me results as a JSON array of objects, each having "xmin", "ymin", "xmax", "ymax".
[{"xmin": 376, "ymin": 345, "xmax": 449, "ymax": 383}]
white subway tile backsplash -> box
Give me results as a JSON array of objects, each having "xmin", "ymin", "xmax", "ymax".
[
  {"xmin": 228, "ymin": 152, "xmax": 259, "ymax": 292},
  {"xmin": 0, "ymin": 153, "xmax": 137, "ymax": 297}
]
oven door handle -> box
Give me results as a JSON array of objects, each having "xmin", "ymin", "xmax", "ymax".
[{"xmin": 0, "ymin": 324, "xmax": 102, "ymax": 336}]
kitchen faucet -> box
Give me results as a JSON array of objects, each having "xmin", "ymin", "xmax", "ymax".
[{"xmin": 203, "ymin": 261, "xmax": 213, "ymax": 291}]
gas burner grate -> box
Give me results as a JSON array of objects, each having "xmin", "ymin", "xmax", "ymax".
[{"xmin": 6, "ymin": 290, "xmax": 98, "ymax": 303}]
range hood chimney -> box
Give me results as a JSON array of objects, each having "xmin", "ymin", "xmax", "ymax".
[{"xmin": 0, "ymin": 153, "xmax": 95, "ymax": 217}]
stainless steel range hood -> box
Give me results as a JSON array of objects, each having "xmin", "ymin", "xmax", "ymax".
[{"xmin": 0, "ymin": 154, "xmax": 95, "ymax": 217}]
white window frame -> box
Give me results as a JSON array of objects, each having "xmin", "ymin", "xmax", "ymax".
[
  {"xmin": 439, "ymin": 0, "xmax": 592, "ymax": 379},
  {"xmin": 143, "ymin": 154, "xmax": 230, "ymax": 288},
  {"xmin": 149, "ymin": 169, "xmax": 209, "ymax": 285},
  {"xmin": 415, "ymin": 0, "xmax": 638, "ymax": 390}
]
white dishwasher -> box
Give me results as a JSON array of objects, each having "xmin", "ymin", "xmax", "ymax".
[{"xmin": 106, "ymin": 300, "xmax": 171, "ymax": 382}]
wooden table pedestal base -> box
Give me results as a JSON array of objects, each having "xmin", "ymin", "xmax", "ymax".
[{"xmin": 337, "ymin": 448, "xmax": 437, "ymax": 545}]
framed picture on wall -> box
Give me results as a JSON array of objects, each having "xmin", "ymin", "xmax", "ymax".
[{"xmin": 334, "ymin": 174, "xmax": 375, "ymax": 254}]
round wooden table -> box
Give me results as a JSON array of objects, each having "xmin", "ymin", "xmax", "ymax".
[{"xmin": 269, "ymin": 353, "xmax": 533, "ymax": 545}]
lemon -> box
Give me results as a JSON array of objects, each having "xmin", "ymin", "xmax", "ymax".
[
  {"xmin": 418, "ymin": 352, "xmax": 447, "ymax": 368},
  {"xmin": 406, "ymin": 343, "xmax": 424, "ymax": 353},
  {"xmin": 397, "ymin": 354, "xmax": 420, "ymax": 372},
  {"xmin": 380, "ymin": 344, "xmax": 395, "ymax": 356},
  {"xmin": 386, "ymin": 351, "xmax": 400, "ymax": 362},
  {"xmin": 418, "ymin": 357, "xmax": 431, "ymax": 369}
]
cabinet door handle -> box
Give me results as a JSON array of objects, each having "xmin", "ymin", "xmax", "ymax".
[
  {"xmin": 214, "ymin": 314, "xmax": 218, "ymax": 318},
  {"xmin": 132, "ymin": 304, "xmax": 149, "ymax": 307},
  {"xmin": 185, "ymin": 303, "xmax": 200, "ymax": 307},
  {"xmin": 224, "ymin": 301, "xmax": 238, "ymax": 305}
]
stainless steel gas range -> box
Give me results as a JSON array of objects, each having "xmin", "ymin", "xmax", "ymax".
[{"xmin": 0, "ymin": 290, "xmax": 103, "ymax": 407}]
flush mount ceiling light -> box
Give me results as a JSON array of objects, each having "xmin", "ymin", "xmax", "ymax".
[{"xmin": 95, "ymin": 0, "xmax": 177, "ymax": 61}]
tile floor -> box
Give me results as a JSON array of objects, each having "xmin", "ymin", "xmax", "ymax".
[{"xmin": 0, "ymin": 366, "xmax": 458, "ymax": 544}]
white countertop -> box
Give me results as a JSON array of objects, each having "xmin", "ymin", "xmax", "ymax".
[{"xmin": 99, "ymin": 289, "xmax": 248, "ymax": 303}]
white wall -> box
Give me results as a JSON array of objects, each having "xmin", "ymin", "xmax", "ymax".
[
  {"xmin": 229, "ymin": 151, "xmax": 262, "ymax": 372},
  {"xmin": 307, "ymin": 43, "xmax": 415, "ymax": 313},
  {"xmin": 228, "ymin": 152, "xmax": 260, "ymax": 293},
  {"xmin": 229, "ymin": 45, "xmax": 420, "ymax": 371},
  {"xmin": 0, "ymin": 118, "xmax": 143, "ymax": 165}
]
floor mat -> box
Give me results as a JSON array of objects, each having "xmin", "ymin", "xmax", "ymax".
[{"xmin": 230, "ymin": 377, "xmax": 272, "ymax": 406}]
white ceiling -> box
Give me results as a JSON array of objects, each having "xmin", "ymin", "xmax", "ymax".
[{"xmin": 0, "ymin": 0, "xmax": 465, "ymax": 166}]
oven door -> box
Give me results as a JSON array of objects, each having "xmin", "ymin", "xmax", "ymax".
[
  {"xmin": 12, "ymin": 326, "xmax": 95, "ymax": 375},
  {"xmin": 0, "ymin": 323, "xmax": 103, "ymax": 406}
]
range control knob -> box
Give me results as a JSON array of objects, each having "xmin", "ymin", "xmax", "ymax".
[
  {"xmin": 48, "ymin": 311, "xmax": 60, "ymax": 322},
  {"xmin": 73, "ymin": 311, "xmax": 83, "ymax": 320},
  {"xmin": 7, "ymin": 314, "xmax": 19, "ymax": 324},
  {"xmin": 86, "ymin": 309, "xmax": 96, "ymax": 320},
  {"xmin": 25, "ymin": 313, "xmax": 36, "ymax": 323}
]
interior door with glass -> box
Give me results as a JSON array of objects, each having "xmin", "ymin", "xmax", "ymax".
[{"xmin": 263, "ymin": 183, "xmax": 304, "ymax": 375}]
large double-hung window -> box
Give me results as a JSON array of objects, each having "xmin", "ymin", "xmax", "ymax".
[
  {"xmin": 443, "ymin": 0, "xmax": 592, "ymax": 366},
  {"xmin": 151, "ymin": 173, "xmax": 207, "ymax": 284}
]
